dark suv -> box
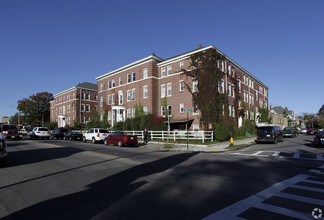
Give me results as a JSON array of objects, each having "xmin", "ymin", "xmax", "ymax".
[
  {"xmin": 51, "ymin": 128, "xmax": 68, "ymax": 139},
  {"xmin": 0, "ymin": 131, "xmax": 7, "ymax": 167},
  {"xmin": 255, "ymin": 125, "xmax": 284, "ymax": 144},
  {"xmin": 1, "ymin": 124, "xmax": 22, "ymax": 140}
]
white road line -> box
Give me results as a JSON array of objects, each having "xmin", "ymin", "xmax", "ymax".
[
  {"xmin": 277, "ymin": 192, "xmax": 324, "ymax": 206},
  {"xmin": 272, "ymin": 151, "xmax": 280, "ymax": 157},
  {"xmin": 254, "ymin": 203, "xmax": 312, "ymax": 219},
  {"xmin": 290, "ymin": 184, "xmax": 324, "ymax": 193},
  {"xmin": 302, "ymin": 179, "xmax": 324, "ymax": 186},
  {"xmin": 252, "ymin": 151, "xmax": 263, "ymax": 155},
  {"xmin": 310, "ymin": 169, "xmax": 324, "ymax": 175},
  {"xmin": 316, "ymin": 154, "xmax": 324, "ymax": 160},
  {"xmin": 202, "ymin": 174, "xmax": 309, "ymax": 220}
]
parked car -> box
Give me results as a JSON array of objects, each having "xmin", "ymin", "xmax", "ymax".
[
  {"xmin": 18, "ymin": 125, "xmax": 28, "ymax": 136},
  {"xmin": 314, "ymin": 131, "xmax": 324, "ymax": 147},
  {"xmin": 64, "ymin": 131, "xmax": 83, "ymax": 141},
  {"xmin": 300, "ymin": 128, "xmax": 307, "ymax": 134},
  {"xmin": 282, "ymin": 127, "xmax": 298, "ymax": 138},
  {"xmin": 30, "ymin": 127, "xmax": 51, "ymax": 139},
  {"xmin": 1, "ymin": 124, "xmax": 22, "ymax": 140},
  {"xmin": 83, "ymin": 128, "xmax": 110, "ymax": 144},
  {"xmin": 255, "ymin": 125, "xmax": 284, "ymax": 144},
  {"xmin": 51, "ymin": 128, "xmax": 68, "ymax": 139},
  {"xmin": 307, "ymin": 128, "xmax": 318, "ymax": 135},
  {"xmin": 104, "ymin": 131, "xmax": 138, "ymax": 147},
  {"xmin": 0, "ymin": 131, "xmax": 7, "ymax": 167}
]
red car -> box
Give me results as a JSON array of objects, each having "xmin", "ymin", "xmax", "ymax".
[
  {"xmin": 104, "ymin": 131, "xmax": 138, "ymax": 147},
  {"xmin": 1, "ymin": 124, "xmax": 22, "ymax": 140},
  {"xmin": 307, "ymin": 128, "xmax": 318, "ymax": 135}
]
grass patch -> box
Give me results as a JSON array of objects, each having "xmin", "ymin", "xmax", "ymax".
[{"xmin": 163, "ymin": 145, "xmax": 173, "ymax": 150}]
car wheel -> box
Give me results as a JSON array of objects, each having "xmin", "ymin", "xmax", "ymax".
[
  {"xmin": 70, "ymin": 137, "xmax": 73, "ymax": 141},
  {"xmin": 273, "ymin": 138, "xmax": 278, "ymax": 144},
  {"xmin": 117, "ymin": 140, "xmax": 122, "ymax": 147},
  {"xmin": 92, "ymin": 137, "xmax": 96, "ymax": 144},
  {"xmin": 83, "ymin": 137, "xmax": 86, "ymax": 143},
  {"xmin": 104, "ymin": 139, "xmax": 108, "ymax": 146}
]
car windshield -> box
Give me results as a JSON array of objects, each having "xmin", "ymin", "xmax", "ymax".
[
  {"xmin": 3, "ymin": 125, "xmax": 18, "ymax": 130},
  {"xmin": 99, "ymin": 129, "xmax": 109, "ymax": 133},
  {"xmin": 283, "ymin": 127, "xmax": 293, "ymax": 130},
  {"xmin": 38, "ymin": 128, "xmax": 49, "ymax": 131},
  {"xmin": 258, "ymin": 127, "xmax": 273, "ymax": 135}
]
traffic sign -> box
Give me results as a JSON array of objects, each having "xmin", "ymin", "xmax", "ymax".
[{"xmin": 184, "ymin": 109, "xmax": 192, "ymax": 113}]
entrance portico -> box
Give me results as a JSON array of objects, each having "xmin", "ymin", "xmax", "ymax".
[{"xmin": 111, "ymin": 106, "xmax": 125, "ymax": 127}]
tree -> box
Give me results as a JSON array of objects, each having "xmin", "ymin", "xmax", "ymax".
[
  {"xmin": 182, "ymin": 48, "xmax": 228, "ymax": 125},
  {"xmin": 17, "ymin": 92, "xmax": 53, "ymax": 128},
  {"xmin": 318, "ymin": 105, "xmax": 324, "ymax": 118}
]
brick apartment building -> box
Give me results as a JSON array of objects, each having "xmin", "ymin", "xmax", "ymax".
[
  {"xmin": 50, "ymin": 82, "xmax": 98, "ymax": 127},
  {"xmin": 96, "ymin": 45, "xmax": 269, "ymax": 130}
]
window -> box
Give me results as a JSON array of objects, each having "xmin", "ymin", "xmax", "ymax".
[
  {"xmin": 180, "ymin": 61, "xmax": 184, "ymax": 69},
  {"xmin": 95, "ymin": 95, "xmax": 98, "ymax": 100},
  {"xmin": 86, "ymin": 94, "xmax": 90, "ymax": 100},
  {"xmin": 221, "ymin": 61, "xmax": 225, "ymax": 72},
  {"xmin": 232, "ymin": 85, "xmax": 235, "ymax": 97},
  {"xmin": 229, "ymin": 105, "xmax": 232, "ymax": 117},
  {"xmin": 232, "ymin": 106, "xmax": 235, "ymax": 117},
  {"xmin": 132, "ymin": 72, "xmax": 136, "ymax": 81},
  {"xmin": 132, "ymin": 108, "xmax": 135, "ymax": 118},
  {"xmin": 100, "ymin": 83, "xmax": 103, "ymax": 91},
  {"xmin": 127, "ymin": 73, "xmax": 131, "ymax": 83},
  {"xmin": 108, "ymin": 111, "xmax": 111, "ymax": 121},
  {"xmin": 86, "ymin": 104, "xmax": 90, "ymax": 112},
  {"xmin": 132, "ymin": 88, "xmax": 136, "ymax": 100},
  {"xmin": 167, "ymin": 65, "xmax": 172, "ymax": 75},
  {"xmin": 192, "ymin": 80, "xmax": 198, "ymax": 92},
  {"xmin": 143, "ymin": 106, "xmax": 148, "ymax": 114},
  {"xmin": 228, "ymin": 65, "xmax": 231, "ymax": 75},
  {"xmin": 143, "ymin": 68, "xmax": 148, "ymax": 79},
  {"xmin": 108, "ymin": 80, "xmax": 112, "ymax": 89},
  {"xmin": 168, "ymin": 105, "xmax": 172, "ymax": 116},
  {"xmin": 161, "ymin": 84, "xmax": 165, "ymax": 98},
  {"xmin": 179, "ymin": 81, "xmax": 184, "ymax": 91},
  {"xmin": 73, "ymin": 93, "xmax": 76, "ymax": 99},
  {"xmin": 100, "ymin": 97, "xmax": 103, "ymax": 107},
  {"xmin": 111, "ymin": 94, "xmax": 115, "ymax": 104},
  {"xmin": 227, "ymin": 83, "xmax": 231, "ymax": 96},
  {"xmin": 119, "ymin": 76, "xmax": 122, "ymax": 85},
  {"xmin": 238, "ymin": 79, "xmax": 241, "ymax": 93},
  {"xmin": 193, "ymin": 105, "xmax": 199, "ymax": 115},
  {"xmin": 127, "ymin": 109, "xmax": 131, "ymax": 118},
  {"xmin": 73, "ymin": 105, "xmax": 75, "ymax": 112},
  {"xmin": 167, "ymin": 83, "xmax": 172, "ymax": 97},
  {"xmin": 112, "ymin": 79, "xmax": 115, "ymax": 88},
  {"xmin": 220, "ymin": 79, "xmax": 224, "ymax": 93},
  {"xmin": 81, "ymin": 104, "xmax": 85, "ymax": 112},
  {"xmin": 161, "ymin": 106, "xmax": 166, "ymax": 117},
  {"xmin": 161, "ymin": 67, "xmax": 166, "ymax": 77},
  {"xmin": 127, "ymin": 90, "xmax": 131, "ymax": 102},
  {"xmin": 143, "ymin": 85, "xmax": 148, "ymax": 99},
  {"xmin": 108, "ymin": 95, "xmax": 111, "ymax": 105},
  {"xmin": 118, "ymin": 91, "xmax": 123, "ymax": 105},
  {"xmin": 180, "ymin": 103, "xmax": 184, "ymax": 113}
]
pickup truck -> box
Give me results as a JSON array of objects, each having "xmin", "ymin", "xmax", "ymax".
[{"xmin": 282, "ymin": 127, "xmax": 298, "ymax": 137}]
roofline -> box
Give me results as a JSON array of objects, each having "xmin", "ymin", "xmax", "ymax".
[
  {"xmin": 95, "ymin": 54, "xmax": 164, "ymax": 81},
  {"xmin": 54, "ymin": 85, "xmax": 97, "ymax": 98},
  {"xmin": 158, "ymin": 45, "xmax": 269, "ymax": 89}
]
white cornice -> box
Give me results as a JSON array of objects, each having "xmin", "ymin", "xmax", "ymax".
[{"xmin": 95, "ymin": 54, "xmax": 164, "ymax": 81}]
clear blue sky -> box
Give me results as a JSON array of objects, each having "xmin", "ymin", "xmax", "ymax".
[{"xmin": 1, "ymin": 0, "xmax": 323, "ymax": 120}]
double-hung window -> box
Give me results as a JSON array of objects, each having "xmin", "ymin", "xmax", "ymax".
[
  {"xmin": 161, "ymin": 84, "xmax": 166, "ymax": 98},
  {"xmin": 180, "ymin": 103, "xmax": 184, "ymax": 113},
  {"xmin": 132, "ymin": 88, "xmax": 136, "ymax": 100},
  {"xmin": 132, "ymin": 72, "xmax": 136, "ymax": 81},
  {"xmin": 167, "ymin": 65, "xmax": 172, "ymax": 75},
  {"xmin": 127, "ymin": 90, "xmax": 131, "ymax": 102},
  {"xmin": 179, "ymin": 81, "xmax": 184, "ymax": 91},
  {"xmin": 167, "ymin": 83, "xmax": 172, "ymax": 97},
  {"xmin": 127, "ymin": 73, "xmax": 131, "ymax": 83},
  {"xmin": 161, "ymin": 67, "xmax": 166, "ymax": 77},
  {"xmin": 119, "ymin": 76, "xmax": 122, "ymax": 85},
  {"xmin": 143, "ymin": 85, "xmax": 148, "ymax": 99},
  {"xmin": 143, "ymin": 68, "xmax": 148, "ymax": 79}
]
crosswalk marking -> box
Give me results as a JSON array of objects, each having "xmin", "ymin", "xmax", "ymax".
[
  {"xmin": 203, "ymin": 166, "xmax": 324, "ymax": 220},
  {"xmin": 231, "ymin": 151, "xmax": 324, "ymax": 161}
]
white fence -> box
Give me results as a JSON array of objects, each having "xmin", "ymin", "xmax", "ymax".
[
  {"xmin": 124, "ymin": 130, "xmax": 214, "ymax": 143},
  {"xmin": 71, "ymin": 130, "xmax": 213, "ymax": 143}
]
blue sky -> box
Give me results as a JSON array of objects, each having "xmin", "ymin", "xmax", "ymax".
[{"xmin": 1, "ymin": 0, "xmax": 323, "ymax": 120}]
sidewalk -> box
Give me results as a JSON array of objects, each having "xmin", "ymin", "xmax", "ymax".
[{"xmin": 139, "ymin": 137, "xmax": 256, "ymax": 152}]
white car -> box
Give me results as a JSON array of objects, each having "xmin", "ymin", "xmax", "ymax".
[
  {"xmin": 0, "ymin": 132, "xmax": 7, "ymax": 166},
  {"xmin": 83, "ymin": 128, "xmax": 110, "ymax": 144},
  {"xmin": 30, "ymin": 127, "xmax": 51, "ymax": 139}
]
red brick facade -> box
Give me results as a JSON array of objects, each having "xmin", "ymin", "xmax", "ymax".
[
  {"xmin": 96, "ymin": 46, "xmax": 269, "ymax": 130},
  {"xmin": 50, "ymin": 83, "xmax": 98, "ymax": 127}
]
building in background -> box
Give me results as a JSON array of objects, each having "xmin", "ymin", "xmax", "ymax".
[
  {"xmin": 1, "ymin": 116, "xmax": 10, "ymax": 124},
  {"xmin": 96, "ymin": 45, "xmax": 269, "ymax": 130},
  {"xmin": 270, "ymin": 106, "xmax": 298, "ymax": 127},
  {"xmin": 50, "ymin": 82, "xmax": 98, "ymax": 127}
]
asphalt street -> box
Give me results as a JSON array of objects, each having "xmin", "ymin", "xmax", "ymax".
[{"xmin": 0, "ymin": 135, "xmax": 323, "ymax": 219}]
